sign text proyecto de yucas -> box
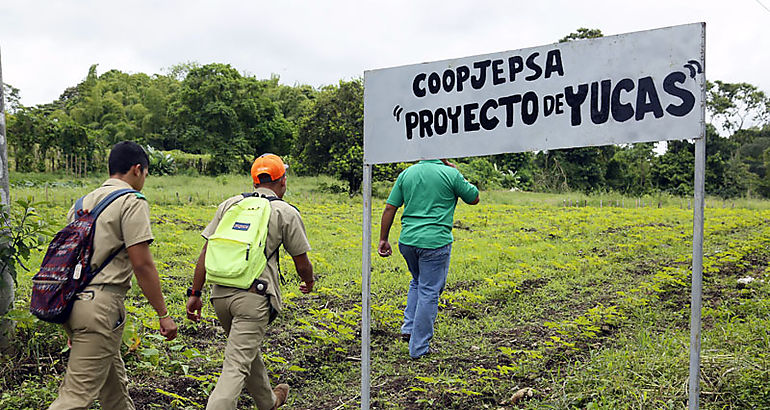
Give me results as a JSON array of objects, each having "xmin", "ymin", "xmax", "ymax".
[
  {"xmin": 364, "ymin": 23, "xmax": 705, "ymax": 165},
  {"xmin": 405, "ymin": 49, "xmax": 695, "ymax": 139}
]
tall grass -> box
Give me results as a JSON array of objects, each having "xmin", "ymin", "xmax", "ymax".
[
  {"xmin": 10, "ymin": 171, "xmax": 770, "ymax": 210},
  {"xmin": 3, "ymin": 171, "xmax": 770, "ymax": 408}
]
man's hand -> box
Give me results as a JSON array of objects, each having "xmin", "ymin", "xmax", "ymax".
[
  {"xmin": 186, "ymin": 296, "xmax": 202, "ymax": 322},
  {"xmin": 300, "ymin": 280, "xmax": 314, "ymax": 294},
  {"xmin": 159, "ymin": 316, "xmax": 178, "ymax": 341},
  {"xmin": 379, "ymin": 205, "xmax": 397, "ymax": 257},
  {"xmin": 292, "ymin": 253, "xmax": 314, "ymax": 294},
  {"xmin": 378, "ymin": 239, "xmax": 392, "ymax": 257}
]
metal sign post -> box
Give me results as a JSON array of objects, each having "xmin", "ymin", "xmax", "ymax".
[
  {"xmin": 361, "ymin": 164, "xmax": 372, "ymax": 409},
  {"xmin": 689, "ymin": 136, "xmax": 705, "ymax": 409},
  {"xmin": 688, "ymin": 29, "xmax": 707, "ymax": 409}
]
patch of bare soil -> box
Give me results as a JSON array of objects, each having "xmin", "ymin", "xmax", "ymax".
[
  {"xmin": 179, "ymin": 317, "xmax": 225, "ymax": 350},
  {"xmin": 519, "ymin": 277, "xmax": 548, "ymax": 292},
  {"xmin": 131, "ymin": 375, "xmax": 207, "ymax": 409}
]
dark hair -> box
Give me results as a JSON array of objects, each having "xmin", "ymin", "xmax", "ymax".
[
  {"xmin": 256, "ymin": 173, "xmax": 286, "ymax": 185},
  {"xmin": 108, "ymin": 141, "xmax": 149, "ymax": 175},
  {"xmin": 257, "ymin": 173, "xmax": 273, "ymax": 184}
]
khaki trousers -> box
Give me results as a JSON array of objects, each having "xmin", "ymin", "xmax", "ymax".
[
  {"xmin": 48, "ymin": 285, "xmax": 134, "ymax": 410},
  {"xmin": 207, "ymin": 290, "xmax": 275, "ymax": 410}
]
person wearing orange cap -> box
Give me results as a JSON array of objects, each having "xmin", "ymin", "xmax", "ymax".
[{"xmin": 185, "ymin": 153, "xmax": 314, "ymax": 410}]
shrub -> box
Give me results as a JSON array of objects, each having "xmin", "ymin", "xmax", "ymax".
[
  {"xmin": 146, "ymin": 146, "xmax": 177, "ymax": 176},
  {"xmin": 456, "ymin": 158, "xmax": 503, "ymax": 191}
]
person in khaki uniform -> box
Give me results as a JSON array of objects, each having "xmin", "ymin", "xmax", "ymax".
[
  {"xmin": 48, "ymin": 141, "xmax": 178, "ymax": 410},
  {"xmin": 186, "ymin": 153, "xmax": 314, "ymax": 410}
]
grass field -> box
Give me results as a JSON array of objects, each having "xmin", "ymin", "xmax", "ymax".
[{"xmin": 1, "ymin": 172, "xmax": 769, "ymax": 409}]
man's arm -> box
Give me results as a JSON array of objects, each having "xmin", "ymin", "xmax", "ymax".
[
  {"xmin": 185, "ymin": 243, "xmax": 207, "ymax": 322},
  {"xmin": 378, "ymin": 204, "xmax": 398, "ymax": 257},
  {"xmin": 292, "ymin": 253, "xmax": 314, "ymax": 293},
  {"xmin": 452, "ymin": 168, "xmax": 480, "ymax": 205},
  {"xmin": 127, "ymin": 241, "xmax": 178, "ymax": 341}
]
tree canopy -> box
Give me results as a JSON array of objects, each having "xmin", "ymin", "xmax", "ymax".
[{"xmin": 3, "ymin": 30, "xmax": 770, "ymax": 198}]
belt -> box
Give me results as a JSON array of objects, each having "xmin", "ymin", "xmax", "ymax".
[
  {"xmin": 83, "ymin": 284, "xmax": 128, "ymax": 296},
  {"xmin": 217, "ymin": 279, "xmax": 269, "ymax": 296}
]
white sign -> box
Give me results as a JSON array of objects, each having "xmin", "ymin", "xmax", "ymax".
[{"xmin": 364, "ymin": 23, "xmax": 705, "ymax": 165}]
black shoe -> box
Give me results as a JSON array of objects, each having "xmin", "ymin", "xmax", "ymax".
[{"xmin": 401, "ymin": 333, "xmax": 411, "ymax": 342}]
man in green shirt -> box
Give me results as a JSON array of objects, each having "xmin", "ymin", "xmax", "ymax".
[{"xmin": 378, "ymin": 159, "xmax": 479, "ymax": 358}]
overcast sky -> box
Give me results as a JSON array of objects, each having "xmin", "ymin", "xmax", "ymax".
[{"xmin": 1, "ymin": 0, "xmax": 769, "ymax": 107}]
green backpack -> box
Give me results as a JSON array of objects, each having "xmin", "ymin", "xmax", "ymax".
[{"xmin": 205, "ymin": 193, "xmax": 279, "ymax": 289}]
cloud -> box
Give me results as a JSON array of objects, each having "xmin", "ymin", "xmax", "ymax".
[{"xmin": 1, "ymin": 0, "xmax": 768, "ymax": 107}]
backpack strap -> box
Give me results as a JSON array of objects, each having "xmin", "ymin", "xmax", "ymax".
[
  {"xmin": 241, "ymin": 192, "xmax": 294, "ymax": 285},
  {"xmin": 87, "ymin": 188, "xmax": 140, "ymax": 276},
  {"xmin": 241, "ymin": 192, "xmax": 295, "ymax": 211},
  {"xmin": 260, "ymin": 194, "xmax": 301, "ymax": 213},
  {"xmin": 263, "ymin": 243, "xmax": 287, "ymax": 285},
  {"xmin": 75, "ymin": 195, "xmax": 86, "ymax": 214},
  {"xmin": 90, "ymin": 188, "xmax": 139, "ymax": 219},
  {"xmin": 259, "ymin": 194, "xmax": 288, "ymax": 284},
  {"xmin": 93, "ymin": 245, "xmax": 124, "ymax": 276}
]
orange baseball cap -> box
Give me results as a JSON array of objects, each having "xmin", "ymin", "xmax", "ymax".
[{"xmin": 251, "ymin": 153, "xmax": 288, "ymax": 184}]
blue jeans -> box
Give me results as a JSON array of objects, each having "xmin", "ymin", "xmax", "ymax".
[{"xmin": 398, "ymin": 243, "xmax": 452, "ymax": 358}]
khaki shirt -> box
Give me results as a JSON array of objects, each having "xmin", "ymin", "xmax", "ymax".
[
  {"xmin": 202, "ymin": 187, "xmax": 311, "ymax": 312},
  {"xmin": 66, "ymin": 178, "xmax": 154, "ymax": 289}
]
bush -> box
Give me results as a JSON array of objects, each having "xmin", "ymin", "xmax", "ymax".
[
  {"xmin": 373, "ymin": 162, "xmax": 412, "ymax": 182},
  {"xmin": 165, "ymin": 150, "xmax": 210, "ymax": 175},
  {"xmin": 146, "ymin": 146, "xmax": 177, "ymax": 176},
  {"xmin": 314, "ymin": 182, "xmax": 347, "ymax": 194},
  {"xmin": 456, "ymin": 158, "xmax": 503, "ymax": 190},
  {"xmin": 372, "ymin": 181, "xmax": 393, "ymax": 199}
]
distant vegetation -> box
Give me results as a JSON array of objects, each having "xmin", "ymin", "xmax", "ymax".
[{"xmin": 2, "ymin": 28, "xmax": 770, "ymax": 198}]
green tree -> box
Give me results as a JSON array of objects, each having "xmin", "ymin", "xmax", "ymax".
[
  {"xmin": 559, "ymin": 28, "xmax": 603, "ymax": 42},
  {"xmin": 532, "ymin": 150, "xmax": 569, "ymax": 192},
  {"xmin": 168, "ymin": 63, "xmax": 292, "ymax": 174},
  {"xmin": 260, "ymin": 75, "xmax": 317, "ymax": 127},
  {"xmin": 295, "ymin": 79, "xmax": 364, "ymax": 193},
  {"xmin": 651, "ymin": 140, "xmax": 694, "ymax": 196},
  {"xmin": 759, "ymin": 144, "xmax": 770, "ymax": 197},
  {"xmin": 606, "ymin": 143, "xmax": 656, "ymax": 195},
  {"xmin": 163, "ymin": 61, "xmax": 201, "ymax": 82},
  {"xmin": 2, "ymin": 83, "xmax": 21, "ymax": 114},
  {"xmin": 6, "ymin": 107, "xmax": 41, "ymax": 171},
  {"xmin": 490, "ymin": 152, "xmax": 536, "ymax": 190},
  {"xmin": 707, "ymin": 80, "xmax": 770, "ymax": 136},
  {"xmin": 141, "ymin": 75, "xmax": 178, "ymax": 149}
]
